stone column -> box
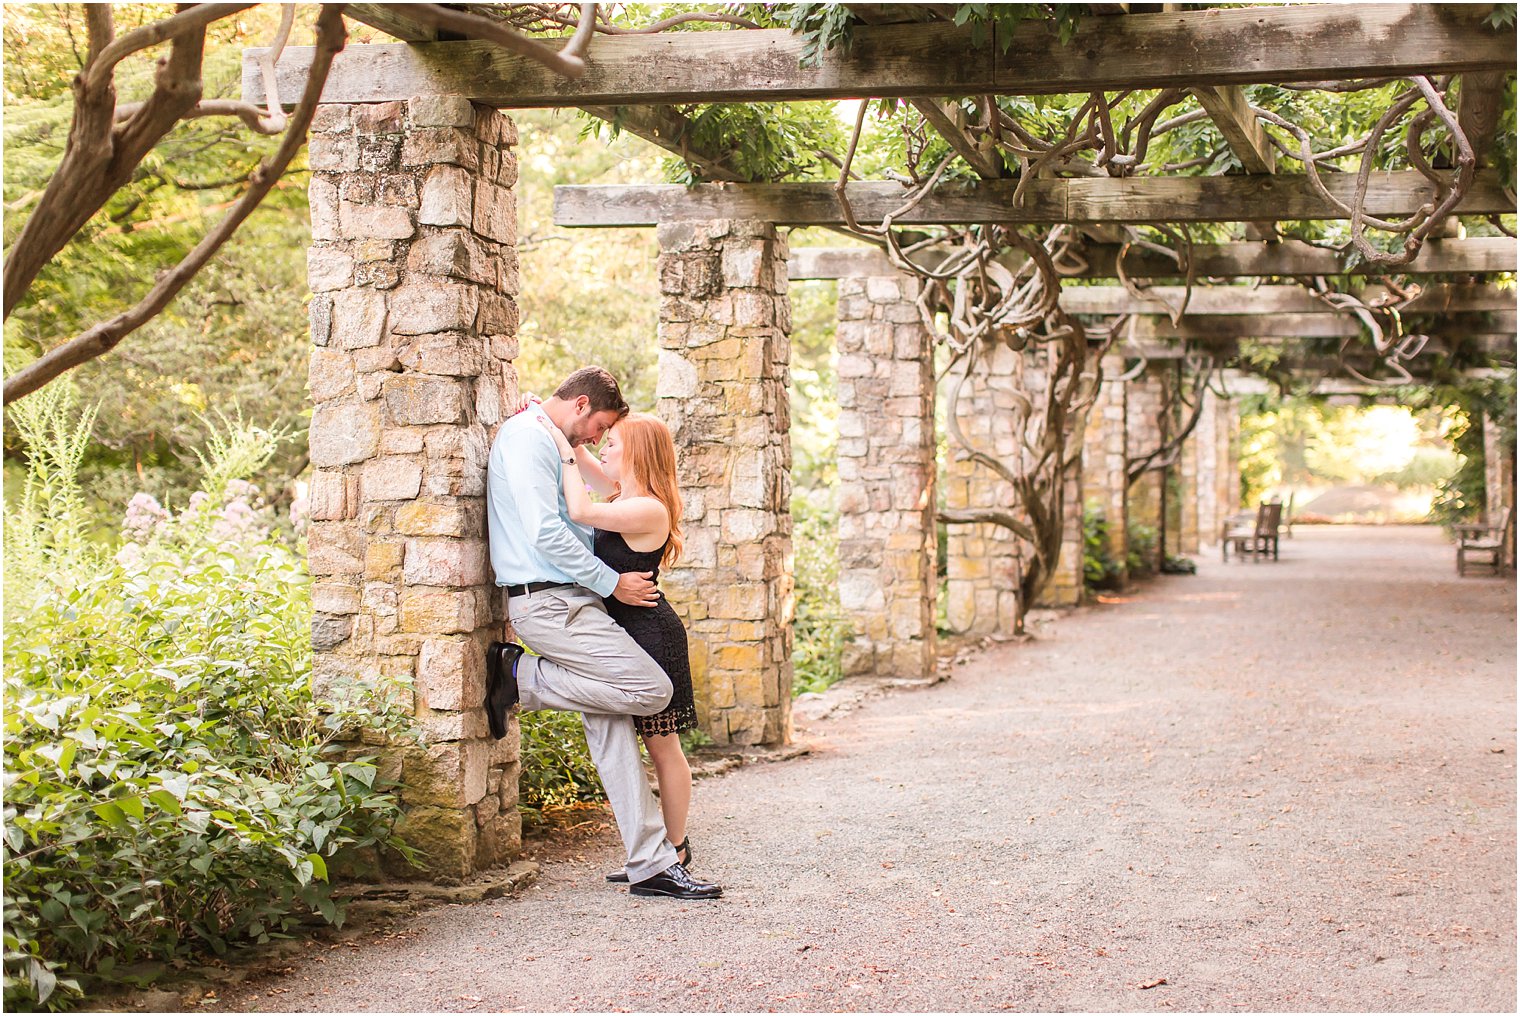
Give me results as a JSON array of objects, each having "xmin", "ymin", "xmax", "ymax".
[
  {"xmin": 1081, "ymin": 357, "xmax": 1129, "ymax": 584},
  {"xmin": 1483, "ymin": 411, "xmax": 1517, "ymax": 567},
  {"xmin": 1195, "ymin": 388, "xmax": 1223, "ymax": 547},
  {"xmin": 835, "ymin": 276, "xmax": 937, "ymax": 679},
  {"xmin": 1178, "ymin": 408, "xmax": 1201, "ymax": 556},
  {"xmin": 942, "ymin": 343, "xmax": 1021, "ymax": 635},
  {"xmin": 655, "ymin": 220, "xmax": 793, "ymax": 746},
  {"xmin": 306, "ymin": 97, "xmax": 521, "ymax": 880},
  {"xmin": 1125, "ymin": 369, "xmax": 1166, "ymax": 571},
  {"xmin": 1027, "ymin": 346, "xmax": 1084, "ymax": 608}
]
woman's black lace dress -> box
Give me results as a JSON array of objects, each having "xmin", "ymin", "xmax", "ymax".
[{"xmin": 594, "ymin": 528, "xmax": 698, "ymax": 737}]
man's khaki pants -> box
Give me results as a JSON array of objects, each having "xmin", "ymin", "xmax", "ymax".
[{"xmin": 506, "ymin": 585, "xmax": 677, "ymax": 883}]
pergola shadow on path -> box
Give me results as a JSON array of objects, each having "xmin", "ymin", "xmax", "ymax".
[{"xmin": 203, "ymin": 524, "xmax": 1516, "ymax": 1012}]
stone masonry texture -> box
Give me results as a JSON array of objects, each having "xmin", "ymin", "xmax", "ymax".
[
  {"xmin": 942, "ymin": 340, "xmax": 1085, "ymax": 627},
  {"xmin": 655, "ymin": 220, "xmax": 794, "ymax": 746},
  {"xmin": 307, "ymin": 98, "xmax": 521, "ymax": 882},
  {"xmin": 1082, "ymin": 356, "xmax": 1130, "ymax": 585},
  {"xmin": 835, "ymin": 276, "xmax": 938, "ymax": 679},
  {"xmin": 941, "ymin": 341, "xmax": 1022, "ymax": 635},
  {"xmin": 1125, "ymin": 369, "xmax": 1165, "ymax": 572}
]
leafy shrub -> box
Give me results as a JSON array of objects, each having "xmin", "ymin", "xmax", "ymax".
[
  {"xmin": 790, "ymin": 492, "xmax": 852, "ymax": 696},
  {"xmin": 1126, "ymin": 522, "xmax": 1159, "ymax": 578},
  {"xmin": 517, "ymin": 711, "xmax": 605, "ymax": 821},
  {"xmin": 2, "ymin": 389, "xmax": 407, "ymax": 1010},
  {"xmin": 1081, "ymin": 500, "xmax": 1123, "ymax": 592}
]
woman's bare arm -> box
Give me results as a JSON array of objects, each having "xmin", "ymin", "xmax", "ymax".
[
  {"xmin": 573, "ymin": 445, "xmax": 618, "ymax": 498},
  {"xmin": 538, "ymin": 417, "xmax": 668, "ymax": 537}
]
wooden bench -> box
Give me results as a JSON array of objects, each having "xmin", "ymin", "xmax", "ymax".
[
  {"xmin": 1456, "ymin": 507, "xmax": 1513, "ymax": 576},
  {"xmin": 1222, "ymin": 501, "xmax": 1283, "ymax": 562}
]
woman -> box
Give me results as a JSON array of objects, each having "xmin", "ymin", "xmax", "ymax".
[{"xmin": 537, "ymin": 410, "xmax": 700, "ymax": 880}]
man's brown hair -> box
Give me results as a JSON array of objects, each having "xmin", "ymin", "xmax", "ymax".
[{"xmin": 554, "ymin": 366, "xmax": 629, "ymax": 419}]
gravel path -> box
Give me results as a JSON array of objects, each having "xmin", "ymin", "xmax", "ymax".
[{"xmin": 206, "ymin": 525, "xmax": 1515, "ymax": 1012}]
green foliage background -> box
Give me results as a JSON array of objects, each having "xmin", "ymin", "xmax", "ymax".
[{"xmin": 3, "ymin": 387, "xmax": 409, "ymax": 1011}]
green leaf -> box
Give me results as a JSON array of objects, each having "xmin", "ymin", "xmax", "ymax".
[
  {"xmin": 305, "ymin": 852, "xmax": 328, "ymax": 883},
  {"xmin": 30, "ymin": 958, "xmax": 57, "ymax": 1004},
  {"xmin": 148, "ymin": 789, "xmax": 183, "ymax": 816},
  {"xmin": 91, "ymin": 802, "xmax": 127, "ymax": 827}
]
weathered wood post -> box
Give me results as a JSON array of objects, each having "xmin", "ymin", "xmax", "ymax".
[
  {"xmin": 835, "ymin": 276, "xmax": 938, "ymax": 679},
  {"xmin": 306, "ymin": 97, "xmax": 521, "ymax": 879},
  {"xmin": 655, "ymin": 220, "xmax": 794, "ymax": 745}
]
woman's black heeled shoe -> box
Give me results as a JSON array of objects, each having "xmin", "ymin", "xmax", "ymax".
[{"xmin": 606, "ymin": 837, "xmax": 690, "ymax": 883}]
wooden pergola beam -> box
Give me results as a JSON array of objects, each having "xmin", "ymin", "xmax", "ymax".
[
  {"xmin": 554, "ymin": 170, "xmax": 1515, "ymax": 226},
  {"xmin": 343, "ymin": 3, "xmax": 751, "ymax": 182},
  {"xmin": 787, "ymin": 238, "xmax": 1518, "ymax": 280},
  {"xmin": 246, "ymin": 6, "xmax": 1515, "ymax": 108},
  {"xmin": 1117, "ymin": 310, "xmax": 1516, "ymax": 340},
  {"xmin": 1057, "ymin": 283, "xmax": 1516, "ymax": 316},
  {"xmin": 1457, "ymin": 71, "xmax": 1509, "ymax": 169},
  {"xmin": 1192, "ymin": 85, "xmax": 1276, "ymax": 174},
  {"xmin": 1132, "ymin": 337, "xmax": 1513, "ymax": 361}
]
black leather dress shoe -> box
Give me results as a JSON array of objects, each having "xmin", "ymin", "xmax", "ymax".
[
  {"xmin": 629, "ymin": 862, "xmax": 721, "ymax": 899},
  {"xmin": 484, "ymin": 642, "xmax": 524, "ymax": 740},
  {"xmin": 608, "ymin": 837, "xmax": 689, "ymax": 883}
]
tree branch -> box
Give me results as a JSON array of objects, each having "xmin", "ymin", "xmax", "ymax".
[
  {"xmin": 4, "ymin": 6, "xmax": 349, "ymax": 403},
  {"xmin": 401, "ymin": 3, "xmax": 598, "ymax": 78}
]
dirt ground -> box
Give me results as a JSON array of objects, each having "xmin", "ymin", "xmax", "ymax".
[{"xmin": 198, "ymin": 525, "xmax": 1516, "ymax": 1013}]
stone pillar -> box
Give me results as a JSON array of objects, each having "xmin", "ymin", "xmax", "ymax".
[
  {"xmin": 655, "ymin": 220, "xmax": 793, "ymax": 746},
  {"xmin": 943, "ymin": 343, "xmax": 1021, "ymax": 635},
  {"xmin": 1195, "ymin": 388, "xmax": 1224, "ymax": 547},
  {"xmin": 1482, "ymin": 411, "xmax": 1517, "ymax": 567},
  {"xmin": 1028, "ymin": 347, "xmax": 1084, "ymax": 608},
  {"xmin": 1125, "ymin": 369, "xmax": 1166, "ymax": 571},
  {"xmin": 835, "ymin": 276, "xmax": 937, "ymax": 679},
  {"xmin": 306, "ymin": 97, "xmax": 521, "ymax": 880},
  {"xmin": 1081, "ymin": 357, "xmax": 1129, "ymax": 583},
  {"xmin": 1178, "ymin": 407, "xmax": 1201, "ymax": 556}
]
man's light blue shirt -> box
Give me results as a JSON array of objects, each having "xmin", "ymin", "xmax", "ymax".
[{"xmin": 487, "ymin": 405, "xmax": 619, "ymax": 598}]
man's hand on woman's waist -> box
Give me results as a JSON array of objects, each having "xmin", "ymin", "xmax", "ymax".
[{"xmin": 613, "ymin": 571, "xmax": 659, "ymax": 607}]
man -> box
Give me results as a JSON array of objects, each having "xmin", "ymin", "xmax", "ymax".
[{"xmin": 484, "ymin": 366, "xmax": 721, "ymax": 900}]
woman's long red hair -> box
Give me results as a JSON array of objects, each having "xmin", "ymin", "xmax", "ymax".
[{"xmin": 612, "ymin": 413, "xmax": 683, "ymax": 568}]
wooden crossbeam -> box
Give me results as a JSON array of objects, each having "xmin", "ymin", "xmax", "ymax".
[
  {"xmin": 1457, "ymin": 71, "xmax": 1509, "ymax": 169},
  {"xmin": 342, "ymin": 3, "xmax": 751, "ymax": 182},
  {"xmin": 1057, "ymin": 284, "xmax": 1515, "ymax": 316},
  {"xmin": 555, "ymin": 170, "xmax": 1515, "ymax": 226},
  {"xmin": 1117, "ymin": 310, "xmax": 1515, "ymax": 340},
  {"xmin": 246, "ymin": 6, "xmax": 1515, "ymax": 108},
  {"xmin": 1192, "ymin": 86, "xmax": 1276, "ymax": 174},
  {"xmin": 787, "ymin": 238, "xmax": 1519, "ymax": 280}
]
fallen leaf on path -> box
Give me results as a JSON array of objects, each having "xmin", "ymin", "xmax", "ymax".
[{"xmin": 1139, "ymin": 977, "xmax": 1168, "ymax": 989}]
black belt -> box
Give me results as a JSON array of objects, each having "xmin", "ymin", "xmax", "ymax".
[{"xmin": 505, "ymin": 581, "xmax": 572, "ymax": 597}]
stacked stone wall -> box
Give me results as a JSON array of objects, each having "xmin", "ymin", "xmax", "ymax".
[
  {"xmin": 1178, "ymin": 405, "xmax": 1201, "ymax": 555},
  {"xmin": 1195, "ymin": 388, "xmax": 1226, "ymax": 545},
  {"xmin": 1026, "ymin": 348, "xmax": 1084, "ymax": 608},
  {"xmin": 1125, "ymin": 371, "xmax": 1166, "ymax": 571},
  {"xmin": 655, "ymin": 220, "xmax": 794, "ymax": 745},
  {"xmin": 1483, "ymin": 411, "xmax": 1517, "ymax": 567},
  {"xmin": 835, "ymin": 277, "xmax": 937, "ymax": 678},
  {"xmin": 942, "ymin": 344, "xmax": 1021, "ymax": 635},
  {"xmin": 306, "ymin": 98, "xmax": 520, "ymax": 879},
  {"xmin": 1081, "ymin": 358, "xmax": 1129, "ymax": 583}
]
